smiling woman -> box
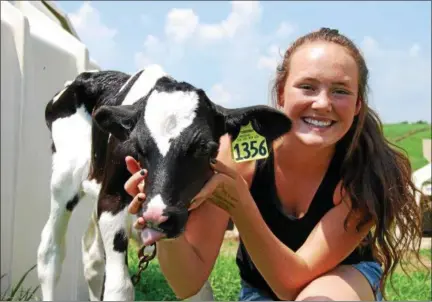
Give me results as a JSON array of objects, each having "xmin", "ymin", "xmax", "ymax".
[{"xmin": 125, "ymin": 27, "xmax": 425, "ymax": 301}]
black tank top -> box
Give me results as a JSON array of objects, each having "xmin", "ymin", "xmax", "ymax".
[{"xmin": 236, "ymin": 144, "xmax": 375, "ymax": 300}]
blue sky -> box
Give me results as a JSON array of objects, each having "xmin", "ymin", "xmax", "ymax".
[{"xmin": 54, "ymin": 1, "xmax": 431, "ymax": 123}]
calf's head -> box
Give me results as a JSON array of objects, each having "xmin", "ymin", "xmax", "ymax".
[{"xmin": 94, "ymin": 76, "xmax": 291, "ymax": 244}]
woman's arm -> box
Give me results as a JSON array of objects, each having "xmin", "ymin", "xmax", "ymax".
[
  {"xmin": 156, "ymin": 202, "xmax": 229, "ymax": 299},
  {"xmin": 232, "ymin": 189, "xmax": 373, "ymax": 300}
]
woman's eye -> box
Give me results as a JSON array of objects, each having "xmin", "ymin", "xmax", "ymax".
[
  {"xmin": 300, "ymin": 84, "xmax": 314, "ymax": 90},
  {"xmin": 333, "ymin": 89, "xmax": 350, "ymax": 95}
]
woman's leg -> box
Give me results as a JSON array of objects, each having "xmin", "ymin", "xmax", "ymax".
[{"xmin": 295, "ymin": 262, "xmax": 382, "ymax": 301}]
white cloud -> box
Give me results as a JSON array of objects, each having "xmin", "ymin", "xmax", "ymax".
[
  {"xmin": 68, "ymin": 1, "xmax": 118, "ymax": 69},
  {"xmin": 197, "ymin": 24, "xmax": 226, "ymax": 41},
  {"xmin": 165, "ymin": 9, "xmax": 199, "ymax": 43},
  {"xmin": 132, "ymin": 2, "xmax": 430, "ymax": 123},
  {"xmin": 360, "ymin": 37, "xmax": 431, "ymax": 123},
  {"xmin": 209, "ymin": 84, "xmax": 233, "ymax": 106},
  {"xmin": 275, "ymin": 21, "xmax": 296, "ymax": 39},
  {"xmin": 134, "ymin": 33, "xmax": 186, "ymax": 70},
  {"xmin": 257, "ymin": 44, "xmax": 283, "ymax": 71},
  {"xmin": 257, "ymin": 56, "xmax": 278, "ymax": 71},
  {"xmin": 134, "ymin": 52, "xmax": 152, "ymax": 69},
  {"xmin": 360, "ymin": 36, "xmax": 379, "ymax": 55},
  {"xmin": 134, "ymin": 35, "xmax": 163, "ymax": 68},
  {"xmin": 197, "ymin": 1, "xmax": 262, "ymax": 42},
  {"xmin": 133, "ymin": 1, "xmax": 297, "ymax": 108},
  {"xmin": 144, "ymin": 35, "xmax": 162, "ymax": 51},
  {"xmin": 137, "ymin": 1, "xmax": 263, "ymax": 49},
  {"xmin": 63, "ymin": 1, "xmax": 428, "ymax": 124}
]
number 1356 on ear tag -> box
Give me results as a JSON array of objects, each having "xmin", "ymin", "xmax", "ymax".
[{"xmin": 231, "ymin": 122, "xmax": 269, "ymax": 163}]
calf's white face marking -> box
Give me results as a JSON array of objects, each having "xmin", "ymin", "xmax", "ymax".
[
  {"xmin": 111, "ymin": 65, "xmax": 168, "ymax": 142},
  {"xmin": 121, "ymin": 65, "xmax": 167, "ymax": 105},
  {"xmin": 144, "ymin": 90, "xmax": 199, "ymax": 156}
]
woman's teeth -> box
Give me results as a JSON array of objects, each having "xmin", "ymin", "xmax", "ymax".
[{"xmin": 303, "ymin": 117, "xmax": 333, "ymax": 128}]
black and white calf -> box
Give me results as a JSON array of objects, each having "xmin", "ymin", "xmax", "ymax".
[{"xmin": 37, "ymin": 65, "xmax": 291, "ymax": 301}]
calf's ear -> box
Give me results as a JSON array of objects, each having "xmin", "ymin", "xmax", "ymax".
[
  {"xmin": 213, "ymin": 104, "xmax": 292, "ymax": 143},
  {"xmin": 93, "ymin": 104, "xmax": 139, "ymax": 141}
]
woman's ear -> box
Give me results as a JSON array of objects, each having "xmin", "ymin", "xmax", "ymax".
[
  {"xmin": 278, "ymin": 97, "xmax": 284, "ymax": 110},
  {"xmin": 355, "ymin": 97, "xmax": 362, "ymax": 115},
  {"xmin": 277, "ymin": 85, "xmax": 285, "ymax": 109}
]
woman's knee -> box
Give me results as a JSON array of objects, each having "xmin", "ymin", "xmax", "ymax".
[{"xmin": 294, "ymin": 265, "xmax": 375, "ymax": 301}]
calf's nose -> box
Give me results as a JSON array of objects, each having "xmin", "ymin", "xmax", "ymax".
[{"xmin": 141, "ymin": 194, "xmax": 169, "ymax": 226}]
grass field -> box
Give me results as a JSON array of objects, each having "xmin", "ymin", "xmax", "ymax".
[
  {"xmin": 129, "ymin": 239, "xmax": 431, "ymax": 301},
  {"xmin": 383, "ymin": 122, "xmax": 431, "ymax": 171}
]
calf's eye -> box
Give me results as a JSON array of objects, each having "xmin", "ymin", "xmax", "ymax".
[
  {"xmin": 193, "ymin": 141, "xmax": 219, "ymax": 158},
  {"xmin": 207, "ymin": 141, "xmax": 219, "ymax": 158}
]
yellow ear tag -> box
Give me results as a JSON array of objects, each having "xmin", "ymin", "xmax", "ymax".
[{"xmin": 231, "ymin": 122, "xmax": 269, "ymax": 163}]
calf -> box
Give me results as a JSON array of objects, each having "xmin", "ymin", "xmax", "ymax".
[{"xmin": 37, "ymin": 65, "xmax": 292, "ymax": 301}]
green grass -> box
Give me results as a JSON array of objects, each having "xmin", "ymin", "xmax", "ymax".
[
  {"xmin": 419, "ymin": 248, "xmax": 431, "ymax": 258},
  {"xmin": 385, "ymin": 271, "xmax": 431, "ymax": 301},
  {"xmin": 384, "ymin": 248, "xmax": 431, "ymax": 301},
  {"xmin": 1, "ymin": 264, "xmax": 40, "ymax": 301},
  {"xmin": 128, "ymin": 241, "xmax": 177, "ymax": 301},
  {"xmin": 383, "ymin": 122, "xmax": 431, "ymax": 171},
  {"xmin": 393, "ymin": 130, "xmax": 431, "ymax": 171},
  {"xmin": 129, "ymin": 240, "xmax": 431, "ymax": 301},
  {"xmin": 382, "ymin": 123, "xmax": 429, "ymax": 140},
  {"xmin": 208, "ymin": 244, "xmax": 241, "ymax": 301}
]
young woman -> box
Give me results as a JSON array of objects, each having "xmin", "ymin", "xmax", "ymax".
[{"xmin": 124, "ymin": 28, "xmax": 423, "ymax": 301}]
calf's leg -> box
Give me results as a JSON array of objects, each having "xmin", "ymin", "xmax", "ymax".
[
  {"xmin": 37, "ymin": 154, "xmax": 89, "ymax": 300},
  {"xmin": 98, "ymin": 206, "xmax": 134, "ymax": 301},
  {"xmin": 82, "ymin": 196, "xmax": 106, "ymax": 301},
  {"xmin": 81, "ymin": 179, "xmax": 106, "ymax": 301}
]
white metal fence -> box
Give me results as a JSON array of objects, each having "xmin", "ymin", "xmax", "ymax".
[{"xmin": 1, "ymin": 1, "xmax": 99, "ymax": 300}]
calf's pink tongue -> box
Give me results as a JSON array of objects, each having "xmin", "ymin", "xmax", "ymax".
[{"xmin": 140, "ymin": 228, "xmax": 165, "ymax": 246}]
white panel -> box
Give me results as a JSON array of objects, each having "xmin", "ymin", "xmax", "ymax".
[
  {"xmin": 0, "ymin": 2, "xmax": 27, "ymax": 294},
  {"xmin": 1, "ymin": 1, "xmax": 100, "ymax": 300}
]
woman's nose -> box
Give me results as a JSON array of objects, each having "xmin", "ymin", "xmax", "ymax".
[{"xmin": 311, "ymin": 92, "xmax": 332, "ymax": 111}]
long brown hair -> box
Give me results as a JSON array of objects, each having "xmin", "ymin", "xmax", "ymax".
[{"xmin": 271, "ymin": 27, "xmax": 425, "ymax": 298}]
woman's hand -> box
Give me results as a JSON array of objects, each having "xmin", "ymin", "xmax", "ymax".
[
  {"xmin": 190, "ymin": 158, "xmax": 252, "ymax": 217},
  {"xmin": 124, "ymin": 156, "xmax": 148, "ymax": 228}
]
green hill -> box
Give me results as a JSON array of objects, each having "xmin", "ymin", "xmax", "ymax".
[{"xmin": 383, "ymin": 122, "xmax": 431, "ymax": 171}]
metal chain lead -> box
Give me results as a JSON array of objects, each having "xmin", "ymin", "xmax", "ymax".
[{"xmin": 131, "ymin": 242, "xmax": 157, "ymax": 285}]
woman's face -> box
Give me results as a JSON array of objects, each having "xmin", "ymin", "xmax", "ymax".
[{"xmin": 281, "ymin": 42, "xmax": 361, "ymax": 149}]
